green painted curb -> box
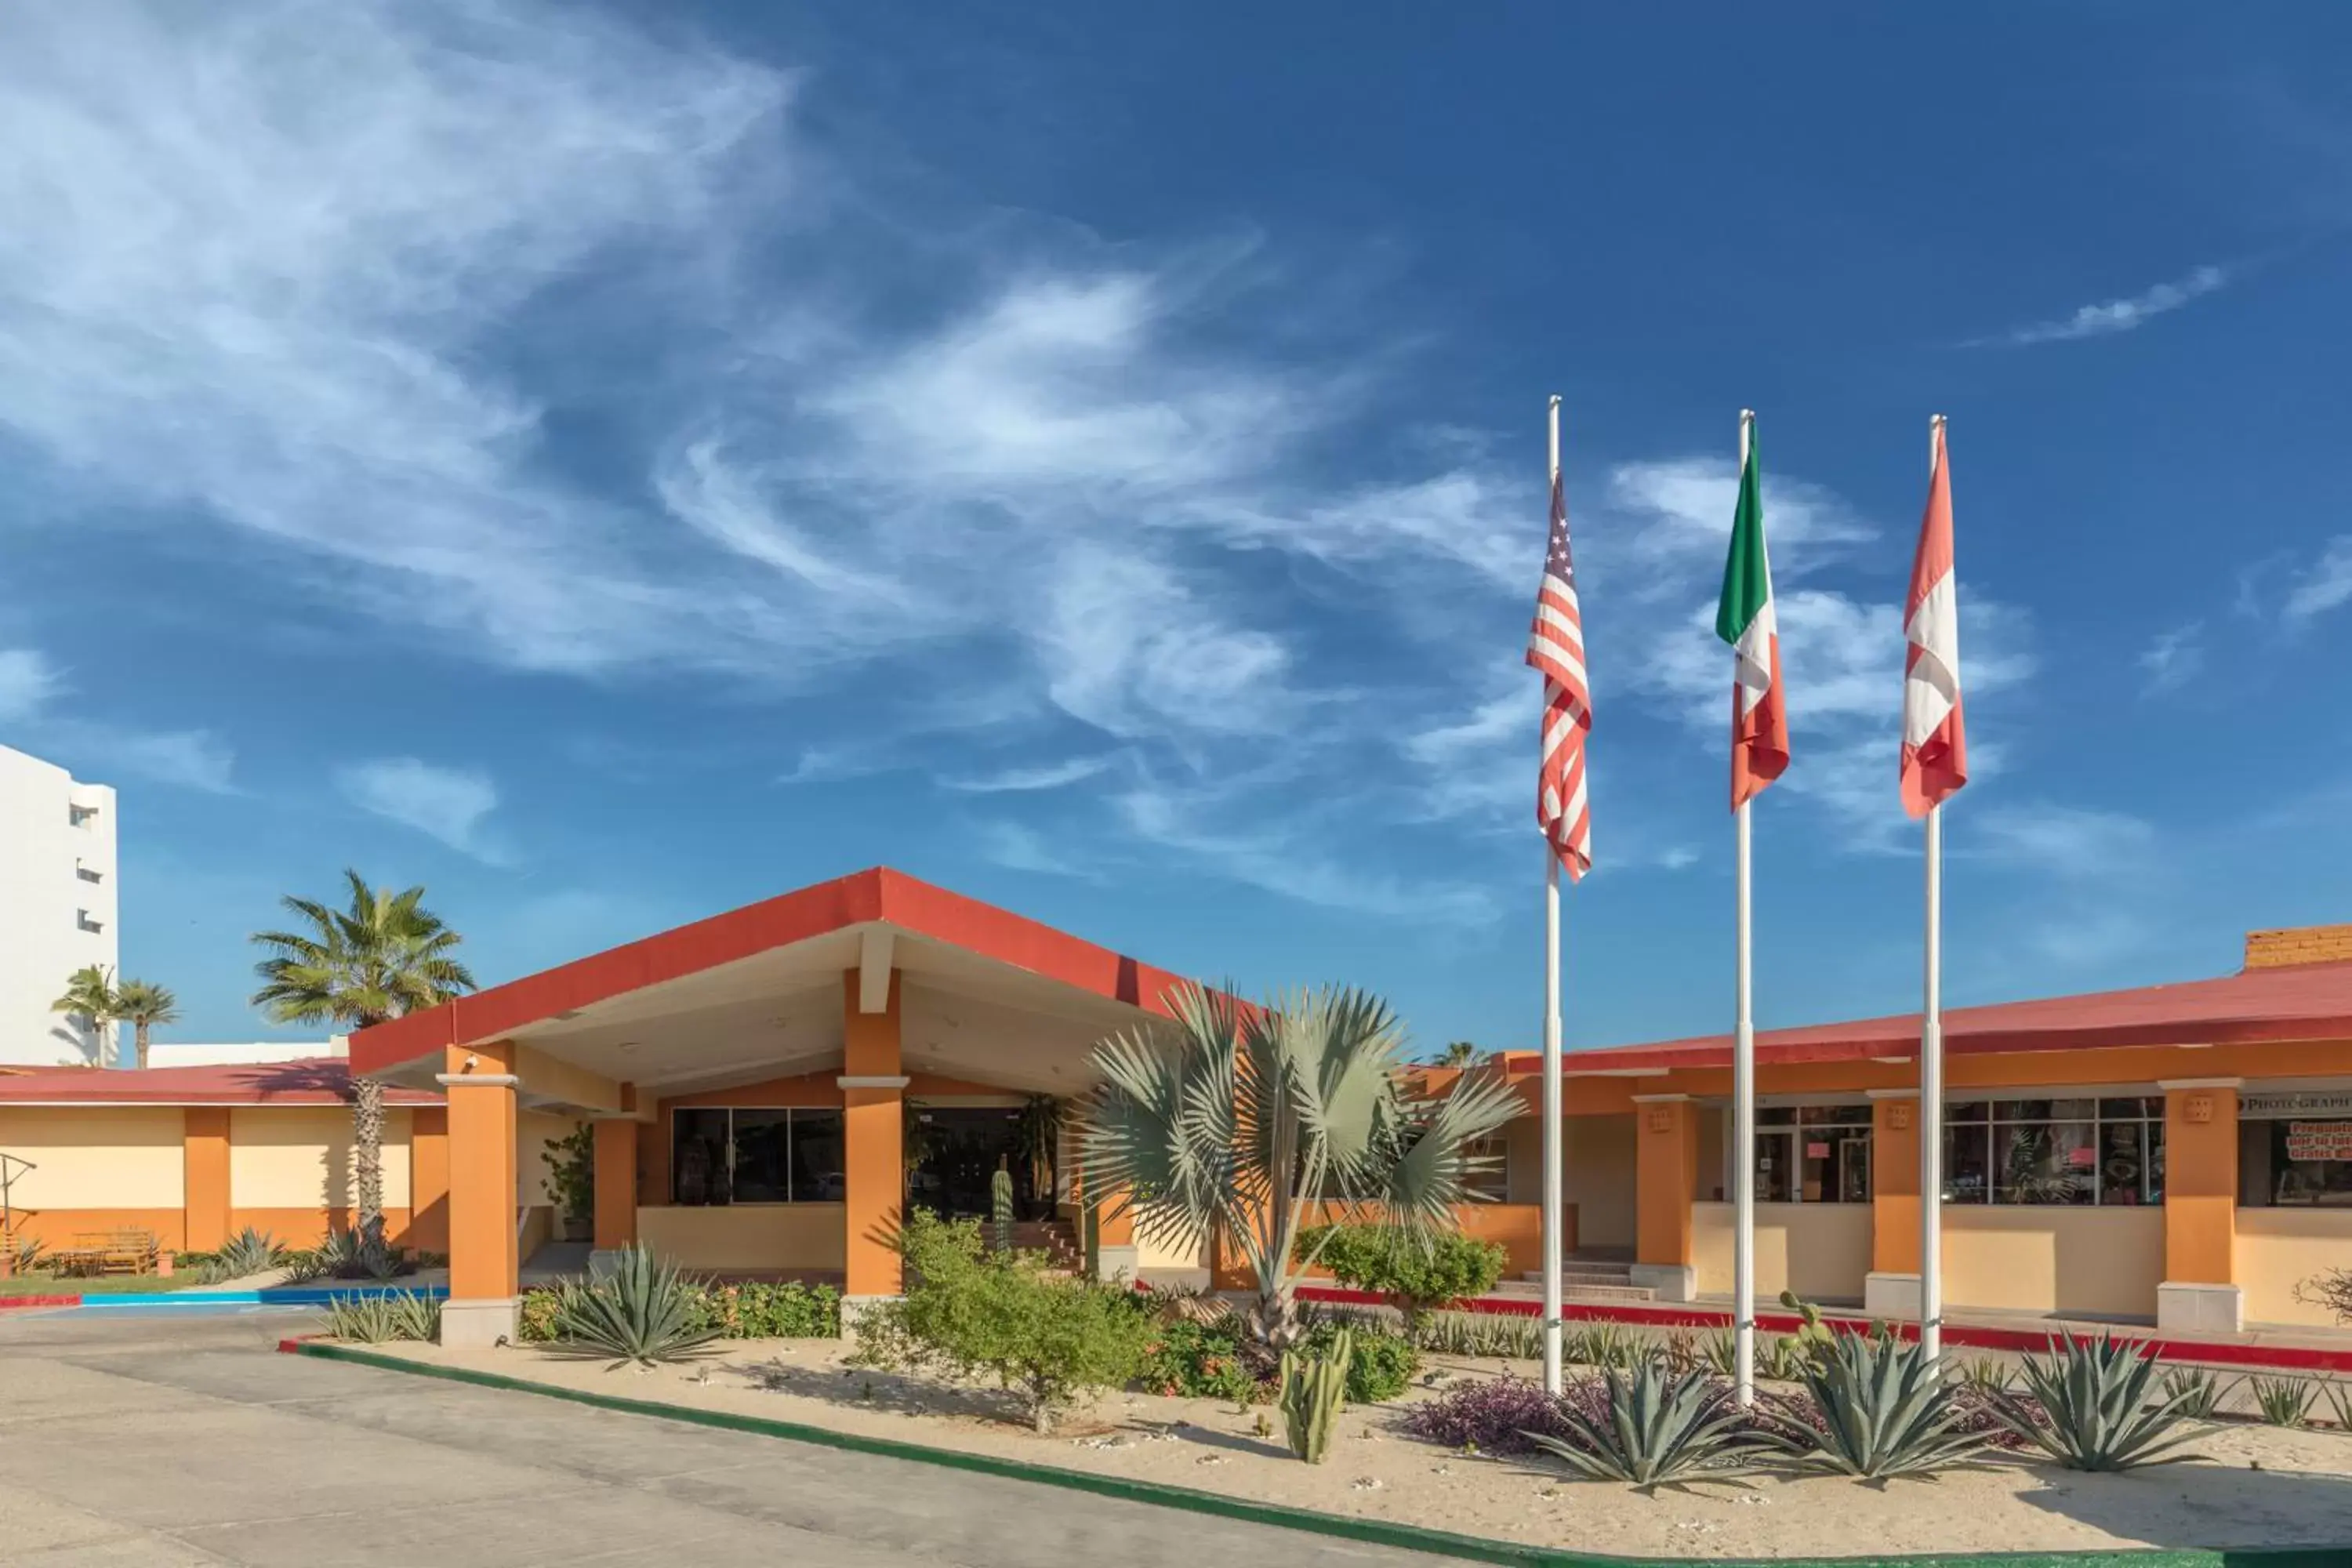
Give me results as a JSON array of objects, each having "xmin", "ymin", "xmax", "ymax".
[{"xmin": 289, "ymin": 1341, "xmax": 2347, "ymax": 1568}]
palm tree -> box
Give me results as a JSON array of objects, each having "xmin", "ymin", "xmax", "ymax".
[
  {"xmin": 51, "ymin": 964, "xmax": 117, "ymax": 1067},
  {"xmin": 111, "ymin": 980, "xmax": 180, "ymax": 1072},
  {"xmin": 250, "ymin": 869, "xmax": 477, "ymax": 1247},
  {"xmin": 1081, "ymin": 983, "xmax": 1521, "ymax": 1352},
  {"xmin": 1437, "ymin": 1040, "xmax": 1480, "ymax": 1069}
]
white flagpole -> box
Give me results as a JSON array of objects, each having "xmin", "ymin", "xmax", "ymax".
[
  {"xmin": 1541, "ymin": 395, "xmax": 1566, "ymax": 1398},
  {"xmin": 1732, "ymin": 408, "xmax": 1758, "ymax": 1407},
  {"xmin": 1919, "ymin": 413, "xmax": 1948, "ymax": 1363}
]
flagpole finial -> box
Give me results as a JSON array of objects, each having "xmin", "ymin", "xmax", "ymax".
[
  {"xmin": 1738, "ymin": 407, "xmax": 1755, "ymax": 423},
  {"xmin": 1931, "ymin": 412, "xmax": 1947, "ymax": 428},
  {"xmin": 1549, "ymin": 394, "xmax": 1562, "ymax": 408}
]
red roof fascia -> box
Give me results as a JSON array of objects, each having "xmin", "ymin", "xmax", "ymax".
[
  {"xmin": 1502, "ymin": 961, "xmax": 2352, "ymax": 1077},
  {"xmin": 0, "ymin": 1058, "xmax": 437, "ymax": 1107},
  {"xmin": 350, "ymin": 866, "xmax": 1200, "ymax": 1076}
]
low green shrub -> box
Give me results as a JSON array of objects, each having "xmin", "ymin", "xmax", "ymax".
[
  {"xmin": 1294, "ymin": 1224, "xmax": 1505, "ymax": 1329},
  {"xmin": 688, "ymin": 1280, "xmax": 841, "ymax": 1339},
  {"xmin": 517, "ymin": 1276, "xmax": 839, "ymax": 1342},
  {"xmin": 1142, "ymin": 1310, "xmax": 1418, "ymax": 1406},
  {"xmin": 1305, "ymin": 1317, "xmax": 1418, "ymax": 1403},
  {"xmin": 1140, "ymin": 1315, "xmax": 1262, "ymax": 1403},
  {"xmin": 850, "ymin": 1211, "xmax": 1155, "ymax": 1432}
]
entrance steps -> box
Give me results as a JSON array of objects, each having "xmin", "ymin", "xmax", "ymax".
[
  {"xmin": 1005, "ymin": 1220, "xmax": 1083, "ymax": 1273},
  {"xmin": 1512, "ymin": 1258, "xmax": 1657, "ymax": 1305}
]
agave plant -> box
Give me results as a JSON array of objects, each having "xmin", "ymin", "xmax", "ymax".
[
  {"xmin": 1525, "ymin": 1363, "xmax": 1783, "ymax": 1487},
  {"xmin": 549, "ymin": 1244, "xmax": 720, "ymax": 1368},
  {"xmin": 1789, "ymin": 1331, "xmax": 1991, "ymax": 1478},
  {"xmin": 2324, "ymin": 1380, "xmax": 2352, "ymax": 1432},
  {"xmin": 1997, "ymin": 1334, "xmax": 2205, "ymax": 1472},
  {"xmin": 198, "ymin": 1226, "xmax": 285, "ymax": 1284},
  {"xmin": 322, "ymin": 1290, "xmax": 441, "ymax": 1344},
  {"xmin": 2161, "ymin": 1364, "xmax": 2230, "ymax": 1421},
  {"xmin": 1955, "ymin": 1356, "xmax": 2015, "ymax": 1397},
  {"xmin": 2252, "ymin": 1374, "xmax": 2317, "ymax": 1428},
  {"xmin": 312, "ymin": 1228, "xmax": 411, "ymax": 1281}
]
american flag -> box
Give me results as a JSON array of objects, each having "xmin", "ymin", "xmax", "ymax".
[{"xmin": 1526, "ymin": 470, "xmax": 1592, "ymax": 879}]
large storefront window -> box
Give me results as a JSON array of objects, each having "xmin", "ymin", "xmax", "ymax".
[
  {"xmin": 1751, "ymin": 1104, "xmax": 1871, "ymax": 1203},
  {"xmin": 2239, "ymin": 1092, "xmax": 2352, "ymax": 1207},
  {"xmin": 1941, "ymin": 1098, "xmax": 2163, "ymax": 1207},
  {"xmin": 671, "ymin": 1107, "xmax": 847, "ymax": 1206}
]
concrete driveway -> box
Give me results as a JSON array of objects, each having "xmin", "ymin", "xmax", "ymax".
[{"xmin": 0, "ymin": 1310, "xmax": 1459, "ymax": 1566}]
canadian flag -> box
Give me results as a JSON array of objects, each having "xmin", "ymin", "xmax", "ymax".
[{"xmin": 1900, "ymin": 419, "xmax": 1967, "ymax": 816}]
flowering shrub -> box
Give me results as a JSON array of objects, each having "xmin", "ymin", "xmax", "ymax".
[
  {"xmin": 1399, "ymin": 1374, "xmax": 1586, "ymax": 1454},
  {"xmin": 1139, "ymin": 1313, "xmax": 1420, "ymax": 1405},
  {"xmin": 688, "ymin": 1280, "xmax": 840, "ymax": 1339},
  {"xmin": 1140, "ymin": 1317, "xmax": 1264, "ymax": 1403}
]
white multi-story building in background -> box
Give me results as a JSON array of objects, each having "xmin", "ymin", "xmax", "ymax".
[
  {"xmin": 147, "ymin": 1036, "xmax": 348, "ymax": 1068},
  {"xmin": 0, "ymin": 744, "xmax": 120, "ymax": 1067}
]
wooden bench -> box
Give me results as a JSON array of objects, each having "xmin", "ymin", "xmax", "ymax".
[{"xmin": 54, "ymin": 1229, "xmax": 158, "ymax": 1278}]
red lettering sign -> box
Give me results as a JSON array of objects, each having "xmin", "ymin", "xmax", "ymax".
[{"xmin": 2285, "ymin": 1121, "xmax": 2352, "ymax": 1163}]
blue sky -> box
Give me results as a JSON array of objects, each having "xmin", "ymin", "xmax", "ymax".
[{"xmin": 3, "ymin": 2, "xmax": 2350, "ymax": 1055}]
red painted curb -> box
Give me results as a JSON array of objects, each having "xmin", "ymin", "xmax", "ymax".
[
  {"xmin": 0, "ymin": 1294, "xmax": 82, "ymax": 1310},
  {"xmin": 274, "ymin": 1336, "xmax": 313, "ymax": 1353},
  {"xmin": 1294, "ymin": 1285, "xmax": 2352, "ymax": 1375}
]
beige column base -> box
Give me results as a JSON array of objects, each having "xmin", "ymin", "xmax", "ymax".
[
  {"xmin": 2156, "ymin": 1281, "xmax": 2243, "ymax": 1333},
  {"xmin": 1628, "ymin": 1263, "xmax": 1696, "ymax": 1303},
  {"xmin": 437, "ymin": 1297, "xmax": 519, "ymax": 1349},
  {"xmin": 1094, "ymin": 1245, "xmax": 1141, "ymax": 1285},
  {"xmin": 1864, "ymin": 1272, "xmax": 1922, "ymax": 1317}
]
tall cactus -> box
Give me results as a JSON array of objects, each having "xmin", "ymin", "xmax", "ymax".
[
  {"xmin": 990, "ymin": 1163, "xmax": 1016, "ymax": 1254},
  {"xmin": 1276, "ymin": 1328, "xmax": 1352, "ymax": 1463}
]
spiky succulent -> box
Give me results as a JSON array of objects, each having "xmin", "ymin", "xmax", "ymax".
[
  {"xmin": 1998, "ymin": 1334, "xmax": 2206, "ymax": 1472},
  {"xmin": 1525, "ymin": 1362, "xmax": 1784, "ymax": 1487},
  {"xmin": 1788, "ymin": 1331, "xmax": 1990, "ymax": 1479}
]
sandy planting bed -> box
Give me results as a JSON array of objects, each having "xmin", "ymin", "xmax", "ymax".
[{"xmin": 353, "ymin": 1338, "xmax": 2352, "ymax": 1559}]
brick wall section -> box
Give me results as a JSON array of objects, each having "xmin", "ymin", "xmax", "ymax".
[{"xmin": 2245, "ymin": 924, "xmax": 2352, "ymax": 970}]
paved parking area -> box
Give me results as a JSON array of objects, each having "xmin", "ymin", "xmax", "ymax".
[{"xmin": 0, "ymin": 1310, "xmax": 1455, "ymax": 1566}]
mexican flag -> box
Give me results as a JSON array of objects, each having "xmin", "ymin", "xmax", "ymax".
[{"xmin": 1716, "ymin": 420, "xmax": 1789, "ymax": 808}]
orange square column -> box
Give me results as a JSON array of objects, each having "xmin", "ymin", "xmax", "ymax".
[
  {"xmin": 1863, "ymin": 1091, "xmax": 1925, "ymax": 1316},
  {"xmin": 1630, "ymin": 1095, "xmax": 1697, "ymax": 1301},
  {"xmin": 439, "ymin": 1042, "xmax": 520, "ymax": 1348},
  {"xmin": 840, "ymin": 968, "xmax": 906, "ymax": 1308},
  {"xmin": 182, "ymin": 1108, "xmax": 232, "ymax": 1257},
  {"xmin": 406, "ymin": 1108, "xmax": 449, "ymax": 1254},
  {"xmin": 591, "ymin": 1117, "xmax": 640, "ymax": 1256},
  {"xmin": 2158, "ymin": 1080, "xmax": 2242, "ymax": 1332}
]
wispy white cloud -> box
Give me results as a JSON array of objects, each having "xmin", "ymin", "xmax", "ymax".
[
  {"xmin": 2137, "ymin": 621, "xmax": 2205, "ymax": 695},
  {"xmin": 944, "ymin": 756, "xmax": 1118, "ymax": 793},
  {"xmin": 1114, "ymin": 775, "xmax": 1497, "ymax": 924},
  {"xmin": 1987, "ymin": 265, "xmax": 2229, "ymax": 347},
  {"xmin": 0, "ymin": 647, "xmax": 235, "ymax": 790},
  {"xmin": 2282, "ymin": 537, "xmax": 2352, "ymax": 625},
  {"xmin": 1970, "ymin": 803, "xmax": 2154, "ymax": 879},
  {"xmin": 0, "ymin": 648, "xmax": 60, "ymax": 722},
  {"xmin": 972, "ymin": 820, "xmax": 1099, "ymax": 880},
  {"xmin": 336, "ymin": 757, "xmax": 506, "ymax": 862}
]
